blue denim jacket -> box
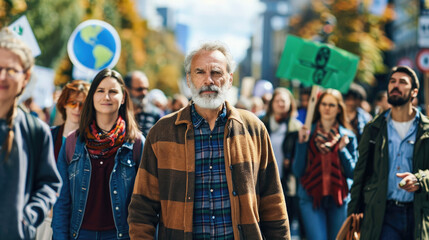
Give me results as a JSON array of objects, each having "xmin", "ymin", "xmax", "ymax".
[{"xmin": 52, "ymin": 134, "xmax": 144, "ymax": 239}]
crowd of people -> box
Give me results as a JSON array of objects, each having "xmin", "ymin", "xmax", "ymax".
[{"xmin": 2, "ymin": 25, "xmax": 429, "ymax": 240}]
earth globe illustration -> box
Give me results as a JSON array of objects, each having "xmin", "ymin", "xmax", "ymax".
[{"xmin": 67, "ymin": 20, "xmax": 121, "ymax": 73}]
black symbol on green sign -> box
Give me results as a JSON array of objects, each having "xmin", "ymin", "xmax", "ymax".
[{"xmin": 299, "ymin": 46, "xmax": 337, "ymax": 85}]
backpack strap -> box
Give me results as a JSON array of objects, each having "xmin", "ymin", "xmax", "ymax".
[
  {"xmin": 65, "ymin": 131, "xmax": 78, "ymax": 164},
  {"xmin": 20, "ymin": 107, "xmax": 44, "ymax": 199},
  {"xmin": 133, "ymin": 136, "xmax": 142, "ymax": 169}
]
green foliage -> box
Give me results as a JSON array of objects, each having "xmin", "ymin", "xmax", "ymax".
[
  {"xmin": 2, "ymin": 0, "xmax": 184, "ymax": 94},
  {"xmin": 25, "ymin": 0, "xmax": 84, "ymax": 68}
]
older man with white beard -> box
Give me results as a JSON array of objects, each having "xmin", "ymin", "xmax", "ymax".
[{"xmin": 128, "ymin": 41, "xmax": 290, "ymax": 240}]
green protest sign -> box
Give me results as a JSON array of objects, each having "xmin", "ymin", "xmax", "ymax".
[{"xmin": 276, "ymin": 35, "xmax": 359, "ymax": 93}]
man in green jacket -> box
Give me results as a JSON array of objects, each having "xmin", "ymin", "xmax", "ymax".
[
  {"xmin": 348, "ymin": 66, "xmax": 429, "ymax": 240},
  {"xmin": 128, "ymin": 41, "xmax": 290, "ymax": 239}
]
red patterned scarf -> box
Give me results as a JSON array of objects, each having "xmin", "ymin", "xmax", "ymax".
[
  {"xmin": 85, "ymin": 116, "xmax": 126, "ymax": 159},
  {"xmin": 314, "ymin": 121, "xmax": 341, "ymax": 154},
  {"xmin": 300, "ymin": 121, "xmax": 348, "ymax": 208}
]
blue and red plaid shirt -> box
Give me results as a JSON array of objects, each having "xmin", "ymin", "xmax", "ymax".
[{"xmin": 191, "ymin": 104, "xmax": 234, "ymax": 240}]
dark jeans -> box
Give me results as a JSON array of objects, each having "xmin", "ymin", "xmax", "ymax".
[
  {"xmin": 78, "ymin": 229, "xmax": 124, "ymax": 240},
  {"xmin": 380, "ymin": 201, "xmax": 414, "ymax": 240}
]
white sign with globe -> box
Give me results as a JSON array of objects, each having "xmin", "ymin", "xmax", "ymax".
[{"xmin": 68, "ymin": 20, "xmax": 121, "ymax": 73}]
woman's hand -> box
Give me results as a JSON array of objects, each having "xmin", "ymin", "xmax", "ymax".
[
  {"xmin": 298, "ymin": 126, "xmax": 310, "ymax": 143},
  {"xmin": 338, "ymin": 135, "xmax": 349, "ymax": 150}
]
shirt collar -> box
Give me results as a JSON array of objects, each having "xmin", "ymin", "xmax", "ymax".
[{"xmin": 191, "ymin": 102, "xmax": 227, "ymax": 128}]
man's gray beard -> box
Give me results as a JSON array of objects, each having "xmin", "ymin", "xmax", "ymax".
[{"xmin": 190, "ymin": 81, "xmax": 229, "ymax": 109}]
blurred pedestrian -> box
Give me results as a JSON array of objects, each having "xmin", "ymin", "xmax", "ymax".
[
  {"xmin": 170, "ymin": 93, "xmax": 189, "ymax": 113},
  {"xmin": 234, "ymin": 96, "xmax": 251, "ymax": 110},
  {"xmin": 372, "ymin": 90, "xmax": 391, "ymax": 116},
  {"xmin": 0, "ymin": 27, "xmax": 62, "ymax": 239},
  {"xmin": 293, "ymin": 89, "xmax": 357, "ymax": 240},
  {"xmin": 52, "ymin": 69, "xmax": 144, "ymax": 239},
  {"xmin": 251, "ymin": 96, "xmax": 265, "ymax": 117},
  {"xmin": 51, "ymin": 80, "xmax": 90, "ymax": 161},
  {"xmin": 343, "ymin": 83, "xmax": 372, "ymax": 143},
  {"xmin": 21, "ymin": 96, "xmax": 47, "ymax": 122},
  {"xmin": 297, "ymin": 87, "xmax": 311, "ymax": 124},
  {"xmin": 348, "ymin": 66, "xmax": 429, "ymax": 239},
  {"xmin": 260, "ymin": 87, "xmax": 303, "ymax": 238},
  {"xmin": 147, "ymin": 89, "xmax": 168, "ymax": 116},
  {"xmin": 124, "ymin": 71, "xmax": 160, "ymax": 137},
  {"xmin": 128, "ymin": 41, "xmax": 290, "ymax": 239}
]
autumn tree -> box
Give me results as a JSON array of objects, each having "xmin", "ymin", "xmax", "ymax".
[
  {"xmin": 289, "ymin": 0, "xmax": 394, "ymax": 85},
  {"xmin": 2, "ymin": 0, "xmax": 184, "ymax": 94}
]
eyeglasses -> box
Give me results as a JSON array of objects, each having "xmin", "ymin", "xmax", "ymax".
[
  {"xmin": 132, "ymin": 87, "xmax": 149, "ymax": 92},
  {"xmin": 66, "ymin": 101, "xmax": 84, "ymax": 109},
  {"xmin": 320, "ymin": 102, "xmax": 337, "ymax": 108},
  {"xmin": 0, "ymin": 66, "xmax": 25, "ymax": 79}
]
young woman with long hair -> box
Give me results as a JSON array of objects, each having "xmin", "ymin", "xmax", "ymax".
[
  {"xmin": 52, "ymin": 69, "xmax": 144, "ymax": 240},
  {"xmin": 292, "ymin": 89, "xmax": 358, "ymax": 240}
]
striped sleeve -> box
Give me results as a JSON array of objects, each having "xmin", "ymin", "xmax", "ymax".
[
  {"xmin": 258, "ymin": 130, "xmax": 290, "ymax": 239},
  {"xmin": 128, "ymin": 136, "xmax": 160, "ymax": 240}
]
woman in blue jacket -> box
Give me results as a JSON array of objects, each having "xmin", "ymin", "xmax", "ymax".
[
  {"xmin": 292, "ymin": 89, "xmax": 357, "ymax": 240},
  {"xmin": 53, "ymin": 69, "xmax": 144, "ymax": 240}
]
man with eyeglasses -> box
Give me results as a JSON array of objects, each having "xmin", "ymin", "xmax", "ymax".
[
  {"xmin": 124, "ymin": 71, "xmax": 161, "ymax": 137},
  {"xmin": 0, "ymin": 27, "xmax": 62, "ymax": 239},
  {"xmin": 348, "ymin": 66, "xmax": 429, "ymax": 239}
]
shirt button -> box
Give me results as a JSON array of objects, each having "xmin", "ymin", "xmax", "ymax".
[
  {"xmin": 113, "ymin": 190, "xmax": 118, "ymax": 194},
  {"xmin": 115, "ymin": 206, "xmax": 119, "ymax": 211},
  {"xmin": 210, "ymin": 189, "xmax": 214, "ymax": 193},
  {"xmin": 212, "ymin": 216, "xmax": 215, "ymax": 219},
  {"xmin": 119, "ymin": 233, "xmax": 123, "ymax": 237},
  {"xmin": 233, "ymin": 191, "xmax": 237, "ymax": 196},
  {"xmin": 127, "ymin": 160, "xmax": 131, "ymax": 164},
  {"xmin": 100, "ymin": 161, "xmax": 103, "ymax": 165},
  {"xmin": 210, "ymin": 166, "xmax": 213, "ymax": 170},
  {"xmin": 210, "ymin": 135, "xmax": 212, "ymax": 138}
]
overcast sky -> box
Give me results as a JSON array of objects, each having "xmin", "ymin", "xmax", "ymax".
[{"xmin": 155, "ymin": 0, "xmax": 265, "ymax": 62}]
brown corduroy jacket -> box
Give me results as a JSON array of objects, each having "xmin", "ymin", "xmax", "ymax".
[{"xmin": 128, "ymin": 101, "xmax": 290, "ymax": 240}]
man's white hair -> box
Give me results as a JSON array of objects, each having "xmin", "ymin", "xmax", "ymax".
[{"xmin": 184, "ymin": 41, "xmax": 236, "ymax": 74}]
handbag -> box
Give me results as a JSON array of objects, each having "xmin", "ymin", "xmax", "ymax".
[{"xmin": 336, "ymin": 213, "xmax": 363, "ymax": 240}]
